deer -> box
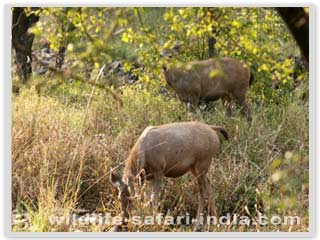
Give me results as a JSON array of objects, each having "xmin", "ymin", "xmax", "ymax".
[
  {"xmin": 110, "ymin": 121, "xmax": 229, "ymax": 231},
  {"xmin": 161, "ymin": 44, "xmax": 254, "ymax": 122}
]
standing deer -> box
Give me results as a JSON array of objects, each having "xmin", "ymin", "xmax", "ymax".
[
  {"xmin": 161, "ymin": 44, "xmax": 254, "ymax": 121},
  {"xmin": 110, "ymin": 121, "xmax": 229, "ymax": 231}
]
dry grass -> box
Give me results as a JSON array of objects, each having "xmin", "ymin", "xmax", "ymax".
[{"xmin": 12, "ymin": 81, "xmax": 309, "ymax": 232}]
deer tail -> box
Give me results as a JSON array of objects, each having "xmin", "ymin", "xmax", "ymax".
[{"xmin": 210, "ymin": 126, "xmax": 229, "ymax": 141}]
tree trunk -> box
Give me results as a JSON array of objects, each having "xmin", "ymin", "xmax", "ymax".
[
  {"xmin": 55, "ymin": 8, "xmax": 76, "ymax": 69},
  {"xmin": 207, "ymin": 8, "xmax": 219, "ymax": 58},
  {"xmin": 277, "ymin": 7, "xmax": 309, "ymax": 62},
  {"xmin": 208, "ymin": 34, "xmax": 216, "ymax": 58},
  {"xmin": 12, "ymin": 7, "xmax": 40, "ymax": 83}
]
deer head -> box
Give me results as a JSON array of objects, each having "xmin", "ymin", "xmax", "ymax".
[{"xmin": 110, "ymin": 169, "xmax": 147, "ymax": 218}]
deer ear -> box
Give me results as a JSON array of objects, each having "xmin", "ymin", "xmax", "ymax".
[{"xmin": 110, "ymin": 171, "xmax": 122, "ymax": 188}]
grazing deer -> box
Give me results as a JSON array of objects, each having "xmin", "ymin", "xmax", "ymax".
[
  {"xmin": 110, "ymin": 121, "xmax": 229, "ymax": 231},
  {"xmin": 162, "ymin": 44, "xmax": 253, "ymax": 121}
]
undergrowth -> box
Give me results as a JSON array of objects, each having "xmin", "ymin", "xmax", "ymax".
[{"xmin": 12, "ymin": 80, "xmax": 309, "ymax": 232}]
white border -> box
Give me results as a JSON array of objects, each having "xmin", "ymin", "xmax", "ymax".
[{"xmin": 0, "ymin": 1, "xmax": 317, "ymax": 239}]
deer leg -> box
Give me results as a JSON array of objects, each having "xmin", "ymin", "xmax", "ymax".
[
  {"xmin": 233, "ymin": 91, "xmax": 252, "ymax": 122},
  {"xmin": 187, "ymin": 102, "xmax": 198, "ymax": 113},
  {"xmin": 141, "ymin": 182, "xmax": 152, "ymax": 206},
  {"xmin": 185, "ymin": 95, "xmax": 200, "ymax": 113},
  {"xmin": 236, "ymin": 99, "xmax": 252, "ymax": 122},
  {"xmin": 204, "ymin": 176, "xmax": 216, "ymax": 217},
  {"xmin": 188, "ymin": 97, "xmax": 205, "ymax": 121},
  {"xmin": 194, "ymin": 174, "xmax": 209, "ymax": 231},
  {"xmin": 221, "ymin": 96, "xmax": 232, "ymax": 117},
  {"xmin": 186, "ymin": 102, "xmax": 197, "ymax": 119},
  {"xmin": 151, "ymin": 176, "xmax": 161, "ymax": 213},
  {"xmin": 144, "ymin": 183, "xmax": 152, "ymax": 198},
  {"xmin": 186, "ymin": 102, "xmax": 194, "ymax": 113}
]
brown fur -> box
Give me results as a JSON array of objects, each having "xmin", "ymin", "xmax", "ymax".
[
  {"xmin": 163, "ymin": 57, "xmax": 252, "ymax": 121},
  {"xmin": 110, "ymin": 121, "xmax": 229, "ymax": 230}
]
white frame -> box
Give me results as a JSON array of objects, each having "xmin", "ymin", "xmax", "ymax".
[{"xmin": 0, "ymin": 1, "xmax": 316, "ymax": 239}]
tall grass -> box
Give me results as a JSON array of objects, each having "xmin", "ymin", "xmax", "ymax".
[{"xmin": 12, "ymin": 80, "xmax": 308, "ymax": 232}]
